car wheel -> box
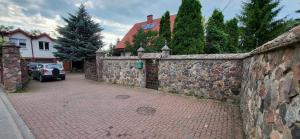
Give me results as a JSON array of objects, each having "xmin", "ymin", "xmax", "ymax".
[
  {"xmin": 61, "ymin": 76, "xmax": 65, "ymax": 80},
  {"xmin": 39, "ymin": 75, "xmax": 44, "ymax": 82}
]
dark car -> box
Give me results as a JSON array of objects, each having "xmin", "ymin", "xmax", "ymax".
[
  {"xmin": 32, "ymin": 63, "xmax": 66, "ymax": 82},
  {"xmin": 27, "ymin": 62, "xmax": 39, "ymax": 75}
]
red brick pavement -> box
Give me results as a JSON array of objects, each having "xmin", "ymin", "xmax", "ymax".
[{"xmin": 8, "ymin": 74, "xmax": 244, "ymax": 139}]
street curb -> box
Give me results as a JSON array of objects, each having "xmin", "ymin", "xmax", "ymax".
[{"xmin": 0, "ymin": 90, "xmax": 36, "ymax": 139}]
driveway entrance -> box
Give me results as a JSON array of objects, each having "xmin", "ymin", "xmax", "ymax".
[{"xmin": 8, "ymin": 74, "xmax": 244, "ymax": 139}]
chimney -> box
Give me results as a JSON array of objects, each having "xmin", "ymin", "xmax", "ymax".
[{"xmin": 147, "ymin": 15, "xmax": 153, "ymax": 23}]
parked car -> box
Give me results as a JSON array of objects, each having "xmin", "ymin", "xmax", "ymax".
[
  {"xmin": 27, "ymin": 62, "xmax": 39, "ymax": 76},
  {"xmin": 32, "ymin": 63, "xmax": 66, "ymax": 82}
]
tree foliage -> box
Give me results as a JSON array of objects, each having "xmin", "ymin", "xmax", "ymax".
[
  {"xmin": 30, "ymin": 29, "xmax": 42, "ymax": 36},
  {"xmin": 171, "ymin": 0, "xmax": 205, "ymax": 55},
  {"xmin": 224, "ymin": 18, "xmax": 240, "ymax": 53},
  {"xmin": 205, "ymin": 9, "xmax": 228, "ymax": 54},
  {"xmin": 239, "ymin": 0, "xmax": 286, "ymax": 51},
  {"xmin": 296, "ymin": 9, "xmax": 300, "ymax": 21},
  {"xmin": 125, "ymin": 29, "xmax": 163, "ymax": 56},
  {"xmin": 159, "ymin": 11, "xmax": 171, "ymax": 45},
  {"xmin": 54, "ymin": 4, "xmax": 103, "ymax": 61},
  {"xmin": 0, "ymin": 25, "xmax": 14, "ymax": 38}
]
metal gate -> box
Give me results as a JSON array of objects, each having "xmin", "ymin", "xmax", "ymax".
[{"xmin": 146, "ymin": 59, "xmax": 159, "ymax": 90}]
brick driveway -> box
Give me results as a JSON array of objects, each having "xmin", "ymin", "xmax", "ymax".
[{"xmin": 8, "ymin": 74, "xmax": 243, "ymax": 139}]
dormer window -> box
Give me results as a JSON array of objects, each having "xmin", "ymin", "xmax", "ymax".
[
  {"xmin": 142, "ymin": 23, "xmax": 157, "ymax": 30},
  {"xmin": 9, "ymin": 38, "xmax": 26, "ymax": 48}
]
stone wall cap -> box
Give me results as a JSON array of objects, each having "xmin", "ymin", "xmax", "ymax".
[
  {"xmin": 161, "ymin": 45, "xmax": 170, "ymax": 51},
  {"xmin": 137, "ymin": 47, "xmax": 145, "ymax": 52},
  {"xmin": 251, "ymin": 25, "xmax": 300, "ymax": 55},
  {"xmin": 96, "ymin": 48, "xmax": 105, "ymax": 53},
  {"xmin": 141, "ymin": 53, "xmax": 162, "ymax": 59},
  {"xmin": 103, "ymin": 56, "xmax": 139, "ymax": 60},
  {"xmin": 162, "ymin": 53, "xmax": 250, "ymax": 60}
]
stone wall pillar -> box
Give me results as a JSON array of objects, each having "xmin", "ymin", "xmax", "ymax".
[
  {"xmin": 2, "ymin": 43, "xmax": 22, "ymax": 93},
  {"xmin": 161, "ymin": 42, "xmax": 170, "ymax": 58},
  {"xmin": 96, "ymin": 49, "xmax": 105, "ymax": 81}
]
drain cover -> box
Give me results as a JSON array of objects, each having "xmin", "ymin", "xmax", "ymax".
[
  {"xmin": 136, "ymin": 107, "xmax": 156, "ymax": 116},
  {"xmin": 115, "ymin": 95, "xmax": 130, "ymax": 99}
]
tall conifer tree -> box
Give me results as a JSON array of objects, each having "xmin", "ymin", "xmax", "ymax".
[
  {"xmin": 205, "ymin": 9, "xmax": 227, "ymax": 54},
  {"xmin": 159, "ymin": 11, "xmax": 171, "ymax": 45},
  {"xmin": 171, "ymin": 0, "xmax": 204, "ymax": 55},
  {"xmin": 225, "ymin": 18, "xmax": 239, "ymax": 53},
  {"xmin": 54, "ymin": 4, "xmax": 103, "ymax": 61},
  {"xmin": 239, "ymin": 0, "xmax": 285, "ymax": 51}
]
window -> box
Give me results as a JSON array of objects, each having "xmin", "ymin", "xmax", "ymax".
[
  {"xmin": 39, "ymin": 41, "xmax": 50, "ymax": 51},
  {"xmin": 45, "ymin": 42, "xmax": 49, "ymax": 50},
  {"xmin": 19, "ymin": 39, "xmax": 26, "ymax": 48},
  {"xmin": 9, "ymin": 38, "xmax": 26, "ymax": 48},
  {"xmin": 39, "ymin": 41, "xmax": 44, "ymax": 50}
]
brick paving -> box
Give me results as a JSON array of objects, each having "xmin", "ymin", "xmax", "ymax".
[{"xmin": 8, "ymin": 74, "xmax": 244, "ymax": 139}]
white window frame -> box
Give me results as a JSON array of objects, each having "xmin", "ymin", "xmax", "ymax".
[
  {"xmin": 38, "ymin": 41, "xmax": 50, "ymax": 51},
  {"xmin": 9, "ymin": 38, "xmax": 27, "ymax": 48}
]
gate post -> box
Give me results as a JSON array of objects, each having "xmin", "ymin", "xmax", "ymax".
[
  {"xmin": 2, "ymin": 43, "xmax": 22, "ymax": 93},
  {"xmin": 96, "ymin": 48, "xmax": 105, "ymax": 81}
]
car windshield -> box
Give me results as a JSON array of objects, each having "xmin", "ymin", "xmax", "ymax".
[{"xmin": 45, "ymin": 64, "xmax": 62, "ymax": 69}]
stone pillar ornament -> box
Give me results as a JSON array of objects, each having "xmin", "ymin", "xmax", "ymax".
[
  {"xmin": 137, "ymin": 45, "xmax": 145, "ymax": 59},
  {"xmin": 96, "ymin": 48, "xmax": 106, "ymax": 58},
  {"xmin": 161, "ymin": 40, "xmax": 170, "ymax": 58}
]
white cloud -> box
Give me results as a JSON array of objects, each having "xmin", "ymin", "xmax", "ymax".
[
  {"xmin": 0, "ymin": 0, "xmax": 129, "ymax": 49},
  {"xmin": 73, "ymin": 0, "xmax": 94, "ymax": 8},
  {"xmin": 92, "ymin": 17, "xmax": 131, "ymax": 32},
  {"xmin": 102, "ymin": 31, "xmax": 123, "ymax": 50},
  {"xmin": 0, "ymin": 2, "xmax": 63, "ymax": 37}
]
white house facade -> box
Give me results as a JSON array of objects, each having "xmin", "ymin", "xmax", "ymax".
[{"xmin": 4, "ymin": 29, "xmax": 58, "ymax": 63}]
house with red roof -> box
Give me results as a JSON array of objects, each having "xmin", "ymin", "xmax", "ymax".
[
  {"xmin": 115, "ymin": 14, "xmax": 176, "ymax": 56},
  {"xmin": 2, "ymin": 28, "xmax": 58, "ymax": 63}
]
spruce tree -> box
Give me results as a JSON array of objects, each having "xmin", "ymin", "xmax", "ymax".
[
  {"xmin": 239, "ymin": 0, "xmax": 286, "ymax": 51},
  {"xmin": 171, "ymin": 0, "xmax": 205, "ymax": 55},
  {"xmin": 225, "ymin": 18, "xmax": 239, "ymax": 53},
  {"xmin": 205, "ymin": 9, "xmax": 228, "ymax": 54},
  {"xmin": 159, "ymin": 11, "xmax": 171, "ymax": 45},
  {"xmin": 54, "ymin": 4, "xmax": 103, "ymax": 61}
]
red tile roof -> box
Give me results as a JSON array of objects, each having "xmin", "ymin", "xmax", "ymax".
[{"xmin": 115, "ymin": 15, "xmax": 176, "ymax": 49}]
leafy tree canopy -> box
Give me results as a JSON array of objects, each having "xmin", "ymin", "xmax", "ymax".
[
  {"xmin": 126, "ymin": 29, "xmax": 164, "ymax": 56},
  {"xmin": 205, "ymin": 9, "xmax": 228, "ymax": 54},
  {"xmin": 224, "ymin": 18, "xmax": 240, "ymax": 53}
]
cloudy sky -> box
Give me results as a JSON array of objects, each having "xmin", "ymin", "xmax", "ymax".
[{"xmin": 0, "ymin": 0, "xmax": 299, "ymax": 49}]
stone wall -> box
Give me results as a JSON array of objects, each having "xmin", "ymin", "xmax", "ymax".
[
  {"xmin": 2, "ymin": 44, "xmax": 22, "ymax": 93},
  {"xmin": 101, "ymin": 57, "xmax": 146, "ymax": 87},
  {"xmin": 93, "ymin": 25, "xmax": 300, "ymax": 139},
  {"xmin": 240, "ymin": 26, "xmax": 300, "ymax": 139},
  {"xmin": 159, "ymin": 55, "xmax": 246, "ymax": 103},
  {"xmin": 84, "ymin": 59, "xmax": 98, "ymax": 81}
]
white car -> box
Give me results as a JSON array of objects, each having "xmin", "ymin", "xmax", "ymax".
[{"xmin": 32, "ymin": 63, "xmax": 66, "ymax": 82}]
